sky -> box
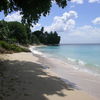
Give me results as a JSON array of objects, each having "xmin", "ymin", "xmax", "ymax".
[{"xmin": 0, "ymin": 0, "xmax": 100, "ymax": 44}]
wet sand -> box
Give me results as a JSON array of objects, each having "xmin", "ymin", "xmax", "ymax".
[{"xmin": 39, "ymin": 56, "xmax": 100, "ymax": 100}]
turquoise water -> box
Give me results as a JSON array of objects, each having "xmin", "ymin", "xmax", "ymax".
[{"xmin": 35, "ymin": 44, "xmax": 100, "ymax": 74}]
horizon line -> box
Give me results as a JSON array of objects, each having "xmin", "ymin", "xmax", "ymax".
[{"xmin": 60, "ymin": 43, "xmax": 100, "ymax": 45}]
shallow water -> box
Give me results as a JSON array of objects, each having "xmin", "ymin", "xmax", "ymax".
[
  {"xmin": 30, "ymin": 45, "xmax": 100, "ymax": 100},
  {"xmin": 36, "ymin": 44, "xmax": 100, "ymax": 75}
]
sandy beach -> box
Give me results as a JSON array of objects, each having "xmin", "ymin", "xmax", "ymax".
[
  {"xmin": 39, "ymin": 53, "xmax": 100, "ymax": 98},
  {"xmin": 0, "ymin": 52, "xmax": 96, "ymax": 100}
]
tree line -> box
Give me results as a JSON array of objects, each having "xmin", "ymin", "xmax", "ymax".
[{"xmin": 0, "ymin": 20, "xmax": 60, "ymax": 45}]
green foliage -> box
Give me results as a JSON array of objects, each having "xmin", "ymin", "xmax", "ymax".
[
  {"xmin": 33, "ymin": 27, "xmax": 60, "ymax": 45},
  {"xmin": 30, "ymin": 33, "xmax": 40, "ymax": 44},
  {"xmin": 0, "ymin": 41, "xmax": 29, "ymax": 52},
  {"xmin": 25, "ymin": 24, "xmax": 32, "ymax": 43},
  {"xmin": 33, "ymin": 30, "xmax": 45, "ymax": 43},
  {"xmin": 46, "ymin": 31, "xmax": 60, "ymax": 45},
  {"xmin": 0, "ymin": 20, "xmax": 60, "ymax": 47},
  {"xmin": 0, "ymin": 20, "xmax": 9, "ymax": 41},
  {"xmin": 8, "ymin": 21, "xmax": 28, "ymax": 44},
  {"xmin": 0, "ymin": 20, "xmax": 40, "ymax": 45},
  {"xmin": 0, "ymin": 0, "xmax": 68, "ymax": 26}
]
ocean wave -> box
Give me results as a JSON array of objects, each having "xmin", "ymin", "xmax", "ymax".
[
  {"xmin": 67, "ymin": 58, "xmax": 85, "ymax": 66},
  {"xmin": 78, "ymin": 60, "xmax": 86, "ymax": 65},
  {"xmin": 30, "ymin": 46, "xmax": 100, "ymax": 76},
  {"xmin": 29, "ymin": 47, "xmax": 43, "ymax": 55},
  {"xmin": 67, "ymin": 58, "xmax": 76, "ymax": 62},
  {"xmin": 95, "ymin": 64, "xmax": 100, "ymax": 67},
  {"xmin": 66, "ymin": 57, "xmax": 100, "ymax": 75}
]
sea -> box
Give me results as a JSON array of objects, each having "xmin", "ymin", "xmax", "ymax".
[
  {"xmin": 32, "ymin": 44, "xmax": 100, "ymax": 76},
  {"xmin": 30, "ymin": 44, "xmax": 100, "ymax": 99}
]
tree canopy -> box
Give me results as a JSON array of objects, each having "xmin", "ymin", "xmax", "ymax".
[
  {"xmin": 33, "ymin": 27, "xmax": 60, "ymax": 45},
  {"xmin": 0, "ymin": 20, "xmax": 9, "ymax": 41},
  {"xmin": 0, "ymin": 21, "xmax": 60, "ymax": 45},
  {"xmin": 8, "ymin": 21, "xmax": 28, "ymax": 44},
  {"xmin": 0, "ymin": 0, "xmax": 68, "ymax": 26}
]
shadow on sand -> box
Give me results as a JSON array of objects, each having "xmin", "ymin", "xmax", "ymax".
[{"xmin": 0, "ymin": 60, "xmax": 77, "ymax": 100}]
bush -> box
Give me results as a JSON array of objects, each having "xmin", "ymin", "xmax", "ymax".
[{"xmin": 0, "ymin": 41, "xmax": 29, "ymax": 53}]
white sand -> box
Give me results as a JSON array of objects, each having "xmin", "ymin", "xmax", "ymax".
[
  {"xmin": 0, "ymin": 52, "xmax": 95, "ymax": 100},
  {"xmin": 39, "ymin": 55, "xmax": 100, "ymax": 100}
]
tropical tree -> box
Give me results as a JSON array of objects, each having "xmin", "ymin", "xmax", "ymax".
[
  {"xmin": 31, "ymin": 33, "xmax": 40, "ymax": 44},
  {"xmin": 8, "ymin": 21, "xmax": 28, "ymax": 44},
  {"xmin": 0, "ymin": 20, "xmax": 9, "ymax": 41},
  {"xmin": 32, "ymin": 28, "xmax": 60, "ymax": 45},
  {"xmin": 0, "ymin": 0, "xmax": 68, "ymax": 26}
]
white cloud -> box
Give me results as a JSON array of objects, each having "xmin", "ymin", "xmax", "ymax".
[
  {"xmin": 64, "ymin": 19, "xmax": 76, "ymax": 31},
  {"xmin": 71, "ymin": 0, "xmax": 84, "ymax": 4},
  {"xmin": 4, "ymin": 11, "xmax": 22, "ymax": 22},
  {"xmin": 45, "ymin": 11, "xmax": 78, "ymax": 32},
  {"xmin": 70, "ymin": 0, "xmax": 100, "ymax": 4},
  {"xmin": 4, "ymin": 11, "xmax": 41, "ymax": 32},
  {"xmin": 92, "ymin": 17, "xmax": 100, "ymax": 24},
  {"xmin": 69, "ymin": 25, "xmax": 97, "ymax": 36},
  {"xmin": 61, "ymin": 25, "xmax": 100, "ymax": 43},
  {"xmin": 30, "ymin": 23, "xmax": 41, "ymax": 32},
  {"xmin": 88, "ymin": 0, "xmax": 100, "ymax": 3}
]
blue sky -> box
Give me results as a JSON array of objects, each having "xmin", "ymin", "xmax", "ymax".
[
  {"xmin": 0, "ymin": 0, "xmax": 100, "ymax": 43},
  {"xmin": 39, "ymin": 1, "xmax": 100, "ymax": 26}
]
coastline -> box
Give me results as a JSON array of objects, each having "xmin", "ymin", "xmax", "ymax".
[
  {"xmin": 38, "ymin": 55, "xmax": 100, "ymax": 100},
  {"xmin": 30, "ymin": 45, "xmax": 100, "ymax": 100},
  {"xmin": 33, "ymin": 44, "xmax": 100, "ymax": 76},
  {"xmin": 0, "ymin": 52, "xmax": 96, "ymax": 100}
]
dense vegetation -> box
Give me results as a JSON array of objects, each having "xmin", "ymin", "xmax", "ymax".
[
  {"xmin": 0, "ymin": 20, "xmax": 60, "ymax": 53},
  {"xmin": 0, "ymin": 0, "xmax": 68, "ymax": 53},
  {"xmin": 33, "ymin": 27, "xmax": 60, "ymax": 45},
  {"xmin": 0, "ymin": 0, "xmax": 68, "ymax": 26},
  {"xmin": 0, "ymin": 41, "xmax": 29, "ymax": 53}
]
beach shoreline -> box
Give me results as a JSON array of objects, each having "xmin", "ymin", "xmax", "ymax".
[
  {"xmin": 39, "ymin": 55, "xmax": 100, "ymax": 99},
  {"xmin": 0, "ymin": 52, "xmax": 96, "ymax": 100},
  {"xmin": 29, "ymin": 45, "xmax": 100, "ymax": 100}
]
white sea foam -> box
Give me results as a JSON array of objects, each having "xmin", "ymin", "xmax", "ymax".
[
  {"xmin": 29, "ymin": 47, "xmax": 43, "ymax": 55},
  {"xmin": 67, "ymin": 57, "xmax": 76, "ymax": 62},
  {"xmin": 65, "ymin": 57, "xmax": 97, "ymax": 75},
  {"xmin": 67, "ymin": 57, "xmax": 86, "ymax": 66},
  {"xmin": 30, "ymin": 46, "xmax": 100, "ymax": 76},
  {"xmin": 95, "ymin": 64, "xmax": 100, "ymax": 67},
  {"xmin": 29, "ymin": 46, "xmax": 47, "ymax": 57},
  {"xmin": 78, "ymin": 60, "xmax": 85, "ymax": 65}
]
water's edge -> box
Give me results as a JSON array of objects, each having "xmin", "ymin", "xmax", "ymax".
[
  {"xmin": 30, "ymin": 46, "xmax": 100, "ymax": 76},
  {"xmin": 30, "ymin": 46, "xmax": 100, "ymax": 100}
]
